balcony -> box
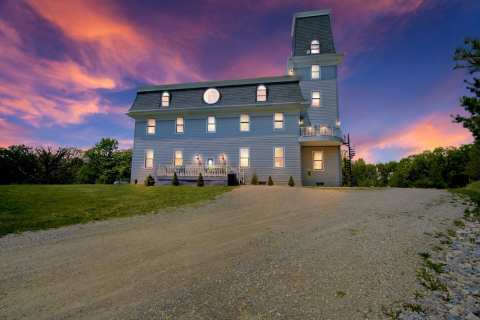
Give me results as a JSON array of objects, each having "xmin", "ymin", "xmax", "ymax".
[{"xmin": 299, "ymin": 125, "xmax": 343, "ymax": 146}]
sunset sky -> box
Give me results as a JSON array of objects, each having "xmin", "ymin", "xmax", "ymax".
[{"xmin": 0, "ymin": 0, "xmax": 479, "ymax": 163}]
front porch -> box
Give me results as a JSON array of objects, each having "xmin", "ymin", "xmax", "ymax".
[{"xmin": 156, "ymin": 165, "xmax": 245, "ymax": 185}]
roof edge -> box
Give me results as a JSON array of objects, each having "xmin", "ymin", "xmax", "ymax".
[
  {"xmin": 291, "ymin": 9, "xmax": 331, "ymax": 37},
  {"xmin": 138, "ymin": 75, "xmax": 300, "ymax": 93}
]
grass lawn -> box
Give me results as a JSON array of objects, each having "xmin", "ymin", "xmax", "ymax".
[
  {"xmin": 454, "ymin": 181, "xmax": 480, "ymax": 205},
  {"xmin": 0, "ymin": 184, "xmax": 232, "ymax": 236}
]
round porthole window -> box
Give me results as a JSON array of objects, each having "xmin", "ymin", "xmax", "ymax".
[{"xmin": 203, "ymin": 88, "xmax": 220, "ymax": 104}]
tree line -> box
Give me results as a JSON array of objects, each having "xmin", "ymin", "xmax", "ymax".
[
  {"xmin": 347, "ymin": 144, "xmax": 480, "ymax": 188},
  {"xmin": 348, "ymin": 38, "xmax": 480, "ymax": 189},
  {"xmin": 0, "ymin": 138, "xmax": 131, "ymax": 184}
]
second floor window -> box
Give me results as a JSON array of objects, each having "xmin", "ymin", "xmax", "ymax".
[
  {"xmin": 174, "ymin": 150, "xmax": 183, "ymax": 167},
  {"xmin": 240, "ymin": 114, "xmax": 250, "ymax": 132},
  {"xmin": 176, "ymin": 117, "xmax": 184, "ymax": 133},
  {"xmin": 310, "ymin": 40, "xmax": 320, "ymax": 54},
  {"xmin": 146, "ymin": 119, "xmax": 155, "ymax": 135},
  {"xmin": 145, "ymin": 149, "xmax": 154, "ymax": 169},
  {"xmin": 207, "ymin": 116, "xmax": 216, "ymax": 132},
  {"xmin": 274, "ymin": 147, "xmax": 284, "ymax": 168},
  {"xmin": 311, "ymin": 91, "xmax": 320, "ymax": 107},
  {"xmin": 311, "ymin": 65, "xmax": 320, "ymax": 80},
  {"xmin": 274, "ymin": 112, "xmax": 284, "ymax": 129},
  {"xmin": 239, "ymin": 148, "xmax": 249, "ymax": 168},
  {"xmin": 256, "ymin": 85, "xmax": 267, "ymax": 102},
  {"xmin": 161, "ymin": 91, "xmax": 170, "ymax": 107}
]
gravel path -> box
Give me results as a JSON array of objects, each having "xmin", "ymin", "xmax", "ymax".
[{"xmin": 0, "ymin": 187, "xmax": 465, "ymax": 319}]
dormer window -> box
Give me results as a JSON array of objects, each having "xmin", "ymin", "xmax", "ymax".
[
  {"xmin": 161, "ymin": 91, "xmax": 170, "ymax": 107},
  {"xmin": 310, "ymin": 40, "xmax": 320, "ymax": 54},
  {"xmin": 256, "ymin": 85, "xmax": 267, "ymax": 102}
]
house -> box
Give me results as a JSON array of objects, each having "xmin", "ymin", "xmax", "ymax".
[{"xmin": 127, "ymin": 9, "xmax": 344, "ymax": 186}]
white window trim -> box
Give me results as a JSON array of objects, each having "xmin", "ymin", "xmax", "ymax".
[
  {"xmin": 174, "ymin": 150, "xmax": 183, "ymax": 167},
  {"xmin": 256, "ymin": 85, "xmax": 267, "ymax": 102},
  {"xmin": 240, "ymin": 114, "xmax": 250, "ymax": 132},
  {"xmin": 311, "ymin": 65, "xmax": 320, "ymax": 80},
  {"xmin": 312, "ymin": 151, "xmax": 325, "ymax": 171},
  {"xmin": 239, "ymin": 148, "xmax": 250, "ymax": 168},
  {"xmin": 207, "ymin": 116, "xmax": 216, "ymax": 133},
  {"xmin": 176, "ymin": 117, "xmax": 184, "ymax": 134},
  {"xmin": 161, "ymin": 91, "xmax": 170, "ymax": 107},
  {"xmin": 146, "ymin": 119, "xmax": 156, "ymax": 135},
  {"xmin": 311, "ymin": 90, "xmax": 321, "ymax": 107},
  {"xmin": 145, "ymin": 149, "xmax": 154, "ymax": 169},
  {"xmin": 273, "ymin": 112, "xmax": 285, "ymax": 130},
  {"xmin": 273, "ymin": 146, "xmax": 285, "ymax": 168}
]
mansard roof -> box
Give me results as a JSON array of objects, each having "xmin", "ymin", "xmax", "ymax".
[
  {"xmin": 129, "ymin": 76, "xmax": 305, "ymax": 113},
  {"xmin": 291, "ymin": 10, "xmax": 336, "ymax": 56}
]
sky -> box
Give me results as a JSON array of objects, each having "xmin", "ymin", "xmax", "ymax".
[{"xmin": 0, "ymin": 0, "xmax": 479, "ymax": 163}]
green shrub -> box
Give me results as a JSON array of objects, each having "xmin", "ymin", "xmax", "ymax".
[
  {"xmin": 267, "ymin": 176, "xmax": 274, "ymax": 186},
  {"xmin": 197, "ymin": 173, "xmax": 204, "ymax": 187},
  {"xmin": 172, "ymin": 172, "xmax": 179, "ymax": 186},
  {"xmin": 288, "ymin": 176, "xmax": 295, "ymax": 187},
  {"xmin": 251, "ymin": 173, "xmax": 258, "ymax": 185},
  {"xmin": 144, "ymin": 174, "xmax": 155, "ymax": 186}
]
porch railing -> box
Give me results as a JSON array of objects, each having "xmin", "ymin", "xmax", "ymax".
[
  {"xmin": 300, "ymin": 125, "xmax": 340, "ymax": 137},
  {"xmin": 157, "ymin": 165, "xmax": 231, "ymax": 177}
]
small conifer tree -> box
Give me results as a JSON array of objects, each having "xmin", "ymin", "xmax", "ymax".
[
  {"xmin": 288, "ymin": 176, "xmax": 295, "ymax": 187},
  {"xmin": 267, "ymin": 176, "xmax": 274, "ymax": 186},
  {"xmin": 197, "ymin": 173, "xmax": 205, "ymax": 187},
  {"xmin": 172, "ymin": 172, "xmax": 179, "ymax": 186},
  {"xmin": 251, "ymin": 173, "xmax": 258, "ymax": 185}
]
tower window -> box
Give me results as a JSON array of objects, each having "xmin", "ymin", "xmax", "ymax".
[
  {"xmin": 161, "ymin": 91, "xmax": 170, "ymax": 107},
  {"xmin": 313, "ymin": 151, "xmax": 324, "ymax": 170},
  {"xmin": 240, "ymin": 114, "xmax": 250, "ymax": 132},
  {"xmin": 145, "ymin": 149, "xmax": 154, "ymax": 169},
  {"xmin": 274, "ymin": 112, "xmax": 284, "ymax": 129},
  {"xmin": 311, "ymin": 65, "xmax": 320, "ymax": 80},
  {"xmin": 311, "ymin": 91, "xmax": 320, "ymax": 107},
  {"xmin": 146, "ymin": 119, "xmax": 156, "ymax": 135},
  {"xmin": 310, "ymin": 40, "xmax": 320, "ymax": 54},
  {"xmin": 256, "ymin": 85, "xmax": 267, "ymax": 102}
]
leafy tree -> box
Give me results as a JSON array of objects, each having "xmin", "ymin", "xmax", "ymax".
[
  {"xmin": 0, "ymin": 145, "xmax": 37, "ymax": 184},
  {"xmin": 351, "ymin": 159, "xmax": 378, "ymax": 187},
  {"xmin": 144, "ymin": 174, "xmax": 155, "ymax": 186},
  {"xmin": 453, "ymin": 38, "xmax": 480, "ymax": 143},
  {"xmin": 35, "ymin": 147, "xmax": 84, "ymax": 184}
]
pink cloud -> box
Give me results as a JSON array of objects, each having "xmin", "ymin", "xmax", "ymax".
[{"xmin": 355, "ymin": 112, "xmax": 473, "ymax": 163}]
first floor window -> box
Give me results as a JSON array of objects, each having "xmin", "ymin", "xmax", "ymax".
[
  {"xmin": 274, "ymin": 112, "xmax": 284, "ymax": 129},
  {"xmin": 239, "ymin": 148, "xmax": 249, "ymax": 168},
  {"xmin": 240, "ymin": 114, "xmax": 250, "ymax": 132},
  {"xmin": 207, "ymin": 158, "xmax": 214, "ymax": 168},
  {"xmin": 311, "ymin": 91, "xmax": 320, "ymax": 107},
  {"xmin": 207, "ymin": 116, "xmax": 216, "ymax": 132},
  {"xmin": 174, "ymin": 150, "xmax": 183, "ymax": 167},
  {"xmin": 311, "ymin": 65, "xmax": 320, "ymax": 80},
  {"xmin": 274, "ymin": 147, "xmax": 284, "ymax": 168},
  {"xmin": 176, "ymin": 117, "xmax": 184, "ymax": 133},
  {"xmin": 146, "ymin": 119, "xmax": 155, "ymax": 135},
  {"xmin": 313, "ymin": 151, "xmax": 324, "ymax": 170},
  {"xmin": 145, "ymin": 149, "xmax": 154, "ymax": 169}
]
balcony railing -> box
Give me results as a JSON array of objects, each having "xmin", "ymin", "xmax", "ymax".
[
  {"xmin": 300, "ymin": 126, "xmax": 340, "ymax": 137},
  {"xmin": 157, "ymin": 165, "xmax": 231, "ymax": 177}
]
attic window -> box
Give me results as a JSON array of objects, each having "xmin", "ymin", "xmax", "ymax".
[
  {"xmin": 161, "ymin": 91, "xmax": 170, "ymax": 107},
  {"xmin": 256, "ymin": 85, "xmax": 267, "ymax": 102},
  {"xmin": 310, "ymin": 40, "xmax": 320, "ymax": 54}
]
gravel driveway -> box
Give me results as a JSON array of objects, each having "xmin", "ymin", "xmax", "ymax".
[{"xmin": 0, "ymin": 187, "xmax": 465, "ymax": 319}]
